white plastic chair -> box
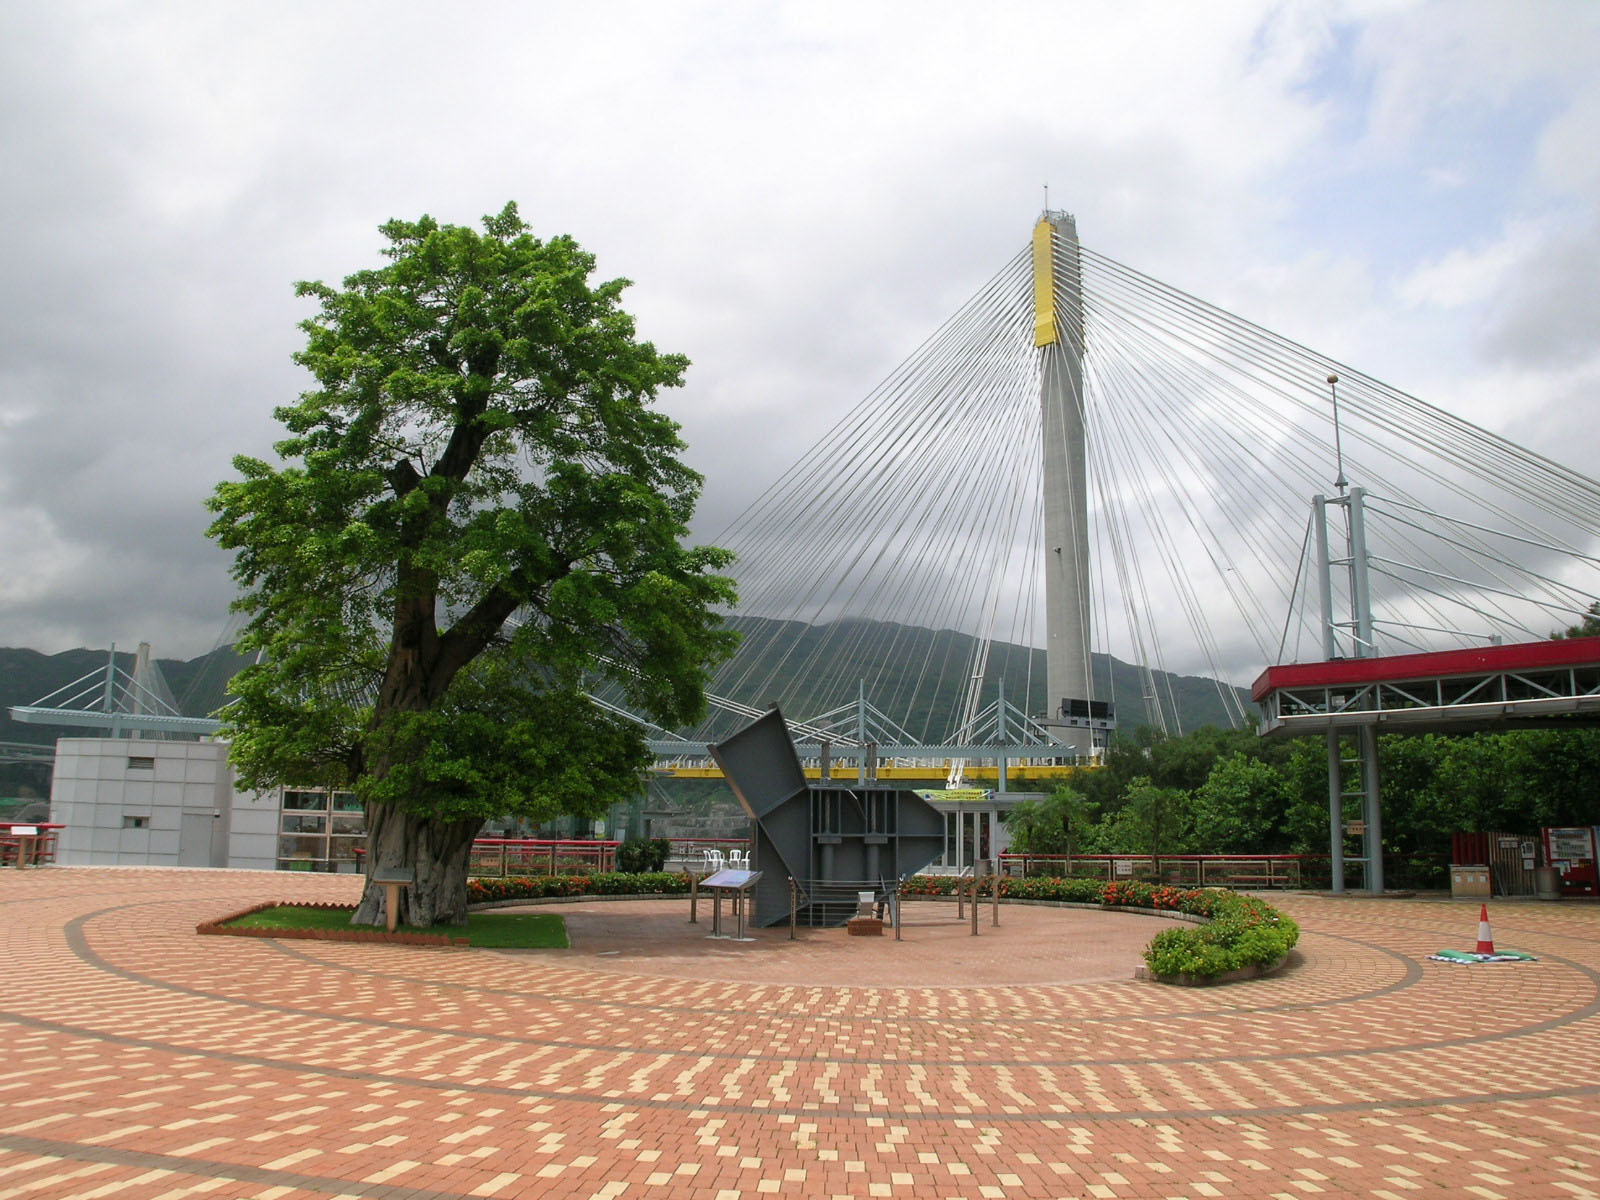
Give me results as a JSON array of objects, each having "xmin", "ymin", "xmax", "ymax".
[
  {"xmin": 727, "ymin": 848, "xmax": 747, "ymax": 869},
  {"xmin": 703, "ymin": 848, "xmax": 725, "ymax": 872}
]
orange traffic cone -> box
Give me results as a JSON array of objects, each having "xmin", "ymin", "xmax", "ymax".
[{"xmin": 1475, "ymin": 903, "xmax": 1495, "ymax": 955}]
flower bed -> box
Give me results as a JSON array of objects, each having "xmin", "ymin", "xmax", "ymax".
[{"xmin": 1137, "ymin": 890, "xmax": 1298, "ymax": 982}]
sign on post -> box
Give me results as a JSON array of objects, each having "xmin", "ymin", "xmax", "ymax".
[{"xmin": 370, "ymin": 866, "xmax": 416, "ymax": 933}]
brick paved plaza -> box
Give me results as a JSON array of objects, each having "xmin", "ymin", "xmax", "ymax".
[{"xmin": 2, "ymin": 869, "xmax": 1598, "ymax": 1199}]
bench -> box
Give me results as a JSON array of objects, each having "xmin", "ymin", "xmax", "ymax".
[
  {"xmin": 4, "ymin": 826, "xmax": 40, "ymax": 868},
  {"xmin": 1204, "ymin": 871, "xmax": 1296, "ymax": 890}
]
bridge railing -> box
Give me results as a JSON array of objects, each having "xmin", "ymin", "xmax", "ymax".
[{"xmin": 999, "ymin": 852, "xmax": 1327, "ymax": 890}]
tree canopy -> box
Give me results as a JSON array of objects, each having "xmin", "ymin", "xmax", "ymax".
[
  {"xmin": 1024, "ymin": 722, "xmax": 1600, "ymax": 885},
  {"xmin": 1553, "ymin": 600, "xmax": 1600, "ymax": 639},
  {"xmin": 1005, "ymin": 785, "xmax": 1094, "ymax": 857},
  {"xmin": 208, "ymin": 203, "xmax": 736, "ymax": 923}
]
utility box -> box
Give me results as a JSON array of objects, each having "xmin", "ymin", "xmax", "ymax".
[
  {"xmin": 1450, "ymin": 864, "xmax": 1492, "ymax": 898},
  {"xmin": 1450, "ymin": 831, "xmax": 1541, "ymax": 895}
]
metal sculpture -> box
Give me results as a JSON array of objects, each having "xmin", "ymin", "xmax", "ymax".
[{"xmin": 708, "ymin": 706, "xmax": 945, "ymax": 927}]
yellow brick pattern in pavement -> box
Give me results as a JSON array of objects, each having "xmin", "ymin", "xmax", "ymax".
[{"xmin": 1, "ymin": 868, "xmax": 1597, "ymax": 1199}]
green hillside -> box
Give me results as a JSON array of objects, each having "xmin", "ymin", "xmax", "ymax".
[
  {"xmin": 0, "ymin": 622, "xmax": 1249, "ymax": 772},
  {"xmin": 703, "ymin": 615, "xmax": 1249, "ymax": 741},
  {"xmin": 0, "ymin": 645, "xmax": 248, "ymax": 746}
]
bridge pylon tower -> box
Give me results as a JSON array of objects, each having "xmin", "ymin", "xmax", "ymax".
[{"xmin": 1034, "ymin": 211, "xmax": 1107, "ymax": 756}]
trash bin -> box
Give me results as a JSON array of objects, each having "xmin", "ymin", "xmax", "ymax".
[
  {"xmin": 1535, "ymin": 866, "xmax": 1562, "ymax": 901},
  {"xmin": 1450, "ymin": 864, "xmax": 1491, "ymax": 898}
]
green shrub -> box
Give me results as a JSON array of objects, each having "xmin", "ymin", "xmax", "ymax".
[
  {"xmin": 616, "ymin": 838, "xmax": 672, "ymax": 873},
  {"xmin": 1139, "ymin": 890, "xmax": 1298, "ymax": 980},
  {"xmin": 898, "ymin": 875, "xmax": 960, "ymax": 897},
  {"xmin": 1000, "ymin": 876, "xmax": 1106, "ymax": 903},
  {"xmin": 1144, "ymin": 929, "xmax": 1233, "ymax": 978}
]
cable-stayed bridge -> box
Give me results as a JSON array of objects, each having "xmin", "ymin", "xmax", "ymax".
[
  {"xmin": 14, "ymin": 212, "xmax": 1600, "ymax": 887},
  {"xmin": 645, "ymin": 212, "xmax": 1600, "ymax": 787}
]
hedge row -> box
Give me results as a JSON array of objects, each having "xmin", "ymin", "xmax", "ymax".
[
  {"xmin": 466, "ymin": 871, "xmax": 690, "ymax": 903},
  {"xmin": 899, "ymin": 873, "xmax": 1211, "ymax": 911}
]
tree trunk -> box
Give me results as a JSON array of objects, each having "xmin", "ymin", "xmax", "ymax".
[{"xmin": 352, "ymin": 804, "xmax": 484, "ymax": 927}]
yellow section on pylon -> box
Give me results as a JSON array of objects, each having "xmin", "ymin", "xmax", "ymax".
[{"xmin": 1032, "ymin": 218, "xmax": 1057, "ymax": 347}]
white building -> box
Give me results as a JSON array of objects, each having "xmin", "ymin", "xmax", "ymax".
[{"xmin": 49, "ymin": 738, "xmax": 279, "ymax": 868}]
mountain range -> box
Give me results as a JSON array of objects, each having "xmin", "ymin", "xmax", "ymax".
[{"xmin": 1, "ymin": 621, "xmax": 1250, "ymax": 753}]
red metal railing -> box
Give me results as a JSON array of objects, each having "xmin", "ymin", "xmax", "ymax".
[
  {"xmin": 1, "ymin": 821, "xmax": 62, "ymax": 867},
  {"xmin": 998, "ymin": 852, "xmax": 1325, "ymax": 889},
  {"xmin": 465, "ymin": 837, "xmax": 757, "ymax": 877},
  {"xmin": 359, "ymin": 836, "xmax": 754, "ymax": 877}
]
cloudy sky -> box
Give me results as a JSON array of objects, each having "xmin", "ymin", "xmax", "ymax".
[{"xmin": 2, "ymin": 0, "xmax": 1598, "ymax": 669}]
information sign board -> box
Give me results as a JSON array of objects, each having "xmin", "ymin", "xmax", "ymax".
[{"xmin": 701, "ymin": 868, "xmax": 758, "ymax": 889}]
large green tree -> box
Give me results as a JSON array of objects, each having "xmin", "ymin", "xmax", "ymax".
[
  {"xmin": 1104, "ymin": 775, "xmax": 1192, "ymax": 860},
  {"xmin": 209, "ymin": 204, "xmax": 736, "ymax": 925},
  {"xmin": 1191, "ymin": 752, "xmax": 1293, "ymax": 854}
]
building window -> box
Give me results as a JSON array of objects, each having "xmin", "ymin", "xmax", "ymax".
[
  {"xmin": 122, "ymin": 815, "xmax": 149, "ymax": 829},
  {"xmin": 127, "ymin": 756, "xmax": 155, "ymax": 771},
  {"xmin": 278, "ymin": 788, "xmax": 363, "ymax": 870}
]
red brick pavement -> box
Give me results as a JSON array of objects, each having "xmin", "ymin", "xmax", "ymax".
[{"xmin": 2, "ymin": 868, "xmax": 1598, "ymax": 1199}]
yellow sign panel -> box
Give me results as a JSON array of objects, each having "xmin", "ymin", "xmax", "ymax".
[
  {"xmin": 1032, "ymin": 219, "xmax": 1057, "ymax": 347},
  {"xmin": 915, "ymin": 788, "xmax": 992, "ymax": 804}
]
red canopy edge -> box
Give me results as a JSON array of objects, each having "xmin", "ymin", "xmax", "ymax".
[{"xmin": 1250, "ymin": 636, "xmax": 1600, "ymax": 703}]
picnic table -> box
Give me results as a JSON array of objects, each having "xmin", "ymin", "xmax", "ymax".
[{"xmin": 1, "ymin": 822, "xmax": 62, "ymax": 867}]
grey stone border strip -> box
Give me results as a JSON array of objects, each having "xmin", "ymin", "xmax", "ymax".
[
  {"xmin": 0, "ymin": 1132, "xmax": 485, "ymax": 1200},
  {"xmin": 273, "ymin": 900, "xmax": 1422, "ymax": 1028}
]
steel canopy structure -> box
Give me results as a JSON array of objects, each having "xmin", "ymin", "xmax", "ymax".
[{"xmin": 1252, "ymin": 636, "xmax": 1600, "ymax": 737}]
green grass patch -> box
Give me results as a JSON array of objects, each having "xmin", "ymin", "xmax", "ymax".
[{"xmin": 228, "ymin": 905, "xmax": 569, "ymax": 949}]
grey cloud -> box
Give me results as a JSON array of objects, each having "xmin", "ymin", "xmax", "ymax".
[
  {"xmin": 4, "ymin": 0, "xmax": 1599, "ymax": 691},
  {"xmin": 1484, "ymin": 216, "xmax": 1600, "ymax": 369}
]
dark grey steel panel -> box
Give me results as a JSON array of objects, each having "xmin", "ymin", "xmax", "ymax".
[
  {"xmin": 710, "ymin": 707, "xmax": 946, "ymax": 927},
  {"xmin": 708, "ymin": 707, "xmax": 808, "ymax": 819}
]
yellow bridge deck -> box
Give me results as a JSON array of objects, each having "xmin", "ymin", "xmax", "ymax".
[{"xmin": 655, "ymin": 763, "xmax": 1094, "ymax": 784}]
